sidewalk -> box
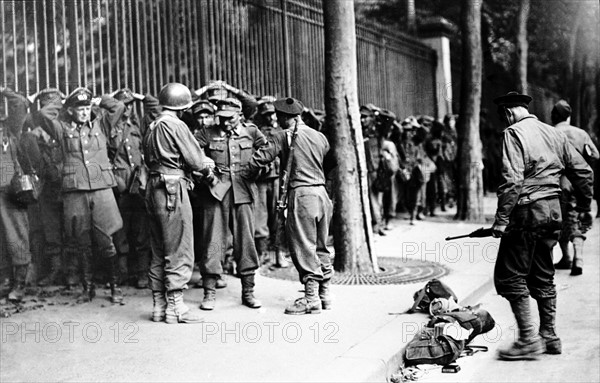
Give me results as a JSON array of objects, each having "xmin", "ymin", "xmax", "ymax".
[{"xmin": 3, "ymin": 196, "xmax": 589, "ymax": 382}]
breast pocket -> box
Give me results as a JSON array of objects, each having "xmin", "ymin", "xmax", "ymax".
[
  {"xmin": 239, "ymin": 140, "xmax": 254, "ymax": 164},
  {"xmin": 63, "ymin": 133, "xmax": 81, "ymax": 153},
  {"xmin": 208, "ymin": 142, "xmax": 227, "ymax": 165}
]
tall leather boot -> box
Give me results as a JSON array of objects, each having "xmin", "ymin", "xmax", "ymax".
[
  {"xmin": 570, "ymin": 237, "xmax": 584, "ymax": 276},
  {"xmin": 151, "ymin": 291, "xmax": 167, "ymax": 322},
  {"xmin": 8, "ymin": 265, "xmax": 28, "ymax": 302},
  {"xmin": 38, "ymin": 253, "xmax": 61, "ymax": 286},
  {"xmin": 77, "ymin": 251, "xmax": 96, "ymax": 303},
  {"xmin": 241, "ymin": 274, "xmax": 262, "ymax": 308},
  {"xmin": 200, "ymin": 275, "xmax": 217, "ymax": 311},
  {"xmin": 498, "ymin": 297, "xmax": 544, "ymax": 360},
  {"xmin": 109, "ymin": 257, "xmax": 124, "ymax": 304},
  {"xmin": 135, "ymin": 252, "xmax": 150, "ymax": 289},
  {"xmin": 165, "ymin": 290, "xmax": 204, "ymax": 324},
  {"xmin": 285, "ymin": 279, "xmax": 322, "ymax": 315},
  {"xmin": 319, "ymin": 279, "xmax": 332, "ymax": 310},
  {"xmin": 554, "ymin": 240, "xmax": 572, "ymax": 269},
  {"xmin": 536, "ymin": 297, "xmax": 561, "ymax": 354}
]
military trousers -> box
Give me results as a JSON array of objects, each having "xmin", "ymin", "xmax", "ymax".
[
  {"xmin": 63, "ymin": 188, "xmax": 122, "ymax": 258},
  {"xmin": 113, "ymin": 191, "xmax": 151, "ymax": 273},
  {"xmin": 0, "ymin": 191, "xmax": 32, "ymax": 266},
  {"xmin": 286, "ymin": 185, "xmax": 334, "ymax": 284},
  {"xmin": 39, "ymin": 183, "xmax": 64, "ymax": 258},
  {"xmin": 494, "ymin": 228, "xmax": 559, "ymax": 301},
  {"xmin": 254, "ymin": 178, "xmax": 279, "ymax": 241},
  {"xmin": 199, "ymin": 188, "xmax": 258, "ymax": 277},
  {"xmin": 146, "ymin": 176, "xmax": 194, "ymax": 292}
]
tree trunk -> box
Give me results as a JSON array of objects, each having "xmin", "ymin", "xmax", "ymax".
[
  {"xmin": 516, "ymin": 0, "xmax": 530, "ymax": 93},
  {"xmin": 405, "ymin": 0, "xmax": 417, "ymax": 35},
  {"xmin": 323, "ymin": 0, "xmax": 377, "ymax": 273},
  {"xmin": 455, "ymin": 0, "xmax": 484, "ymax": 222}
]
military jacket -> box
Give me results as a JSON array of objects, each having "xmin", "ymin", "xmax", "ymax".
[
  {"xmin": 108, "ymin": 114, "xmax": 144, "ymax": 193},
  {"xmin": 33, "ymin": 96, "xmax": 124, "ymax": 192},
  {"xmin": 197, "ymin": 121, "xmax": 267, "ymax": 204}
]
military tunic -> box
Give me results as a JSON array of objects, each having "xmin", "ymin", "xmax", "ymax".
[{"xmin": 196, "ymin": 122, "xmax": 267, "ymax": 277}]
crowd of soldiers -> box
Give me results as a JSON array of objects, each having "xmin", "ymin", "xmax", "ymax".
[
  {"xmin": 360, "ymin": 103, "xmax": 458, "ymax": 232},
  {"xmin": 0, "ymin": 80, "xmax": 333, "ymax": 323}
]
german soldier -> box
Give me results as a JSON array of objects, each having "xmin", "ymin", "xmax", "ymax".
[
  {"xmin": 144, "ymin": 83, "xmax": 212, "ymax": 324},
  {"xmin": 550, "ymin": 100, "xmax": 599, "ymax": 275},
  {"xmin": 32, "ymin": 87, "xmax": 125, "ymax": 304},
  {"xmin": 492, "ymin": 92, "xmax": 593, "ymax": 360},
  {"xmin": 196, "ymin": 97, "xmax": 267, "ymax": 311},
  {"xmin": 247, "ymin": 97, "xmax": 335, "ymax": 315}
]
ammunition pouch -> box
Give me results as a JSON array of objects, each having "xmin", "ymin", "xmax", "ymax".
[{"xmin": 162, "ymin": 174, "xmax": 181, "ymax": 211}]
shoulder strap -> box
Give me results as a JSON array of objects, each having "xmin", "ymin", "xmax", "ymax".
[{"xmin": 7, "ymin": 134, "xmax": 24, "ymax": 175}]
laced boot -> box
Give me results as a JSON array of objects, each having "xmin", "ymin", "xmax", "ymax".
[
  {"xmin": 498, "ymin": 297, "xmax": 544, "ymax": 360},
  {"xmin": 109, "ymin": 257, "xmax": 124, "ymax": 304},
  {"xmin": 200, "ymin": 276, "xmax": 217, "ymax": 311},
  {"xmin": 76, "ymin": 252, "xmax": 96, "ymax": 303},
  {"xmin": 536, "ymin": 297, "xmax": 561, "ymax": 354},
  {"xmin": 241, "ymin": 274, "xmax": 262, "ymax": 308},
  {"xmin": 554, "ymin": 241, "xmax": 572, "ymax": 269},
  {"xmin": 319, "ymin": 279, "xmax": 332, "ymax": 310},
  {"xmin": 38, "ymin": 253, "xmax": 61, "ymax": 286},
  {"xmin": 285, "ymin": 279, "xmax": 322, "ymax": 315},
  {"xmin": 165, "ymin": 290, "xmax": 204, "ymax": 324},
  {"xmin": 216, "ymin": 276, "xmax": 227, "ymax": 289},
  {"xmin": 8, "ymin": 265, "xmax": 29, "ymax": 302},
  {"xmin": 151, "ymin": 291, "xmax": 167, "ymax": 322},
  {"xmin": 570, "ymin": 237, "xmax": 584, "ymax": 276}
]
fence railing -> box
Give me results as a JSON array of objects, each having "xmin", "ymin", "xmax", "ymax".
[{"xmin": 1, "ymin": 0, "xmax": 436, "ymax": 117}]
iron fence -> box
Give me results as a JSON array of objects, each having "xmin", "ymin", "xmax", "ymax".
[{"xmin": 1, "ymin": 0, "xmax": 437, "ymax": 117}]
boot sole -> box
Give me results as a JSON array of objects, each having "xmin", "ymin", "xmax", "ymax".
[
  {"xmin": 284, "ymin": 308, "xmax": 322, "ymax": 315},
  {"xmin": 151, "ymin": 315, "xmax": 166, "ymax": 322},
  {"xmin": 165, "ymin": 314, "xmax": 204, "ymax": 324}
]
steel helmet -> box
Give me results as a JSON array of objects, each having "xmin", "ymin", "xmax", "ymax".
[{"xmin": 158, "ymin": 83, "xmax": 193, "ymax": 111}]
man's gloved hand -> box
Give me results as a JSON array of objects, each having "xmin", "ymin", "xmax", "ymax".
[
  {"xmin": 578, "ymin": 211, "xmax": 593, "ymax": 232},
  {"xmin": 491, "ymin": 223, "xmax": 506, "ymax": 238}
]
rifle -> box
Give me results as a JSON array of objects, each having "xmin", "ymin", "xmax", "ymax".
[
  {"xmin": 273, "ymin": 120, "xmax": 299, "ymax": 263},
  {"xmin": 445, "ymin": 227, "xmax": 493, "ymax": 241}
]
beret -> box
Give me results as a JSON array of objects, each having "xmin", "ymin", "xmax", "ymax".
[
  {"xmin": 551, "ymin": 99, "xmax": 571, "ymax": 121},
  {"xmin": 274, "ymin": 97, "xmax": 304, "ymax": 115},
  {"xmin": 493, "ymin": 91, "xmax": 532, "ymax": 108},
  {"xmin": 65, "ymin": 87, "xmax": 93, "ymax": 107}
]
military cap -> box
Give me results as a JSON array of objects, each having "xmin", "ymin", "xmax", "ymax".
[
  {"xmin": 493, "ymin": 91, "xmax": 532, "ymax": 108},
  {"xmin": 114, "ymin": 88, "xmax": 135, "ymax": 104},
  {"xmin": 192, "ymin": 99, "xmax": 215, "ymax": 115},
  {"xmin": 551, "ymin": 99, "xmax": 571, "ymax": 121},
  {"xmin": 65, "ymin": 87, "xmax": 93, "ymax": 107},
  {"xmin": 215, "ymin": 97, "xmax": 242, "ymax": 117},
  {"xmin": 401, "ymin": 116, "xmax": 420, "ymax": 130},
  {"xmin": 274, "ymin": 97, "xmax": 304, "ymax": 116},
  {"xmin": 378, "ymin": 109, "xmax": 397, "ymax": 121},
  {"xmin": 36, "ymin": 88, "xmax": 65, "ymax": 105},
  {"xmin": 258, "ymin": 102, "xmax": 275, "ymax": 115},
  {"xmin": 360, "ymin": 103, "xmax": 380, "ymax": 116}
]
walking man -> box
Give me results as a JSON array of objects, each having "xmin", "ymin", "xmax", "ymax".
[{"xmin": 491, "ymin": 92, "xmax": 593, "ymax": 360}]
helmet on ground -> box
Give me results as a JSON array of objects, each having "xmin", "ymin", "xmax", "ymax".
[{"xmin": 158, "ymin": 83, "xmax": 193, "ymax": 111}]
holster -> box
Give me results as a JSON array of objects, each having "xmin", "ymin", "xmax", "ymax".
[{"xmin": 162, "ymin": 174, "xmax": 181, "ymax": 211}]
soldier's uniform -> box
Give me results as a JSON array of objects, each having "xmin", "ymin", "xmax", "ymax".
[
  {"xmin": 248, "ymin": 97, "xmax": 335, "ymax": 315},
  {"xmin": 33, "ymin": 88, "xmax": 124, "ymax": 303},
  {"xmin": 551, "ymin": 100, "xmax": 599, "ymax": 275},
  {"xmin": 196, "ymin": 97, "xmax": 267, "ymax": 310},
  {"xmin": 20, "ymin": 89, "xmax": 71, "ymax": 287},
  {"xmin": 492, "ymin": 92, "xmax": 593, "ymax": 360},
  {"xmin": 0, "ymin": 88, "xmax": 32, "ymax": 302},
  {"xmin": 108, "ymin": 89, "xmax": 154, "ymax": 289}
]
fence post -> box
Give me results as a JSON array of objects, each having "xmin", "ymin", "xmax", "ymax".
[{"xmin": 280, "ymin": 0, "xmax": 291, "ymax": 96}]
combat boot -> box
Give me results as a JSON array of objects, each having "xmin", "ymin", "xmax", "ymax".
[
  {"xmin": 319, "ymin": 279, "xmax": 332, "ymax": 310},
  {"xmin": 554, "ymin": 241, "xmax": 572, "ymax": 269},
  {"xmin": 537, "ymin": 297, "xmax": 561, "ymax": 354},
  {"xmin": 571, "ymin": 237, "xmax": 584, "ymax": 276},
  {"xmin": 285, "ymin": 279, "xmax": 322, "ymax": 315},
  {"xmin": 109, "ymin": 257, "xmax": 124, "ymax": 304},
  {"xmin": 200, "ymin": 276, "xmax": 217, "ymax": 311},
  {"xmin": 498, "ymin": 297, "xmax": 544, "ymax": 360},
  {"xmin": 275, "ymin": 250, "xmax": 289, "ymax": 268},
  {"xmin": 151, "ymin": 291, "xmax": 167, "ymax": 322},
  {"xmin": 241, "ymin": 274, "xmax": 262, "ymax": 308},
  {"xmin": 216, "ymin": 276, "xmax": 227, "ymax": 289},
  {"xmin": 8, "ymin": 265, "xmax": 28, "ymax": 302},
  {"xmin": 165, "ymin": 290, "xmax": 204, "ymax": 324},
  {"xmin": 38, "ymin": 254, "xmax": 61, "ymax": 286},
  {"xmin": 76, "ymin": 252, "xmax": 95, "ymax": 303}
]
